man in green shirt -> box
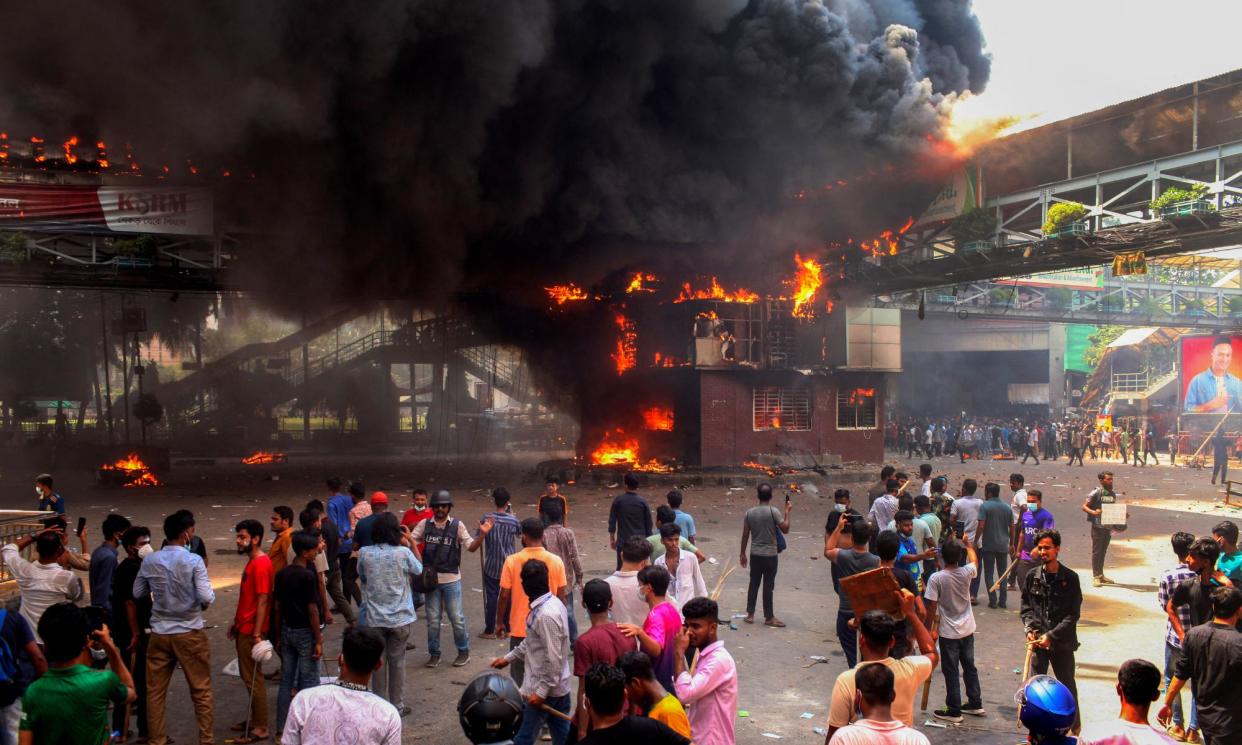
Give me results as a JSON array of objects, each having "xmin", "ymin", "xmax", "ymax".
[
  {"xmin": 648, "ymin": 507, "xmax": 707, "ymax": 563},
  {"xmin": 20, "ymin": 602, "xmax": 134, "ymax": 745}
]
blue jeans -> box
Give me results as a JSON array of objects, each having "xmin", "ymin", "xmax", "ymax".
[
  {"xmin": 1164, "ymin": 642, "xmax": 1197, "ymax": 729},
  {"xmin": 483, "ymin": 574, "xmax": 501, "ymax": 634},
  {"xmin": 514, "ymin": 693, "xmax": 571, "ymax": 745},
  {"xmin": 426, "ymin": 579, "xmax": 469, "ymax": 656},
  {"xmin": 836, "ymin": 611, "xmax": 858, "ymax": 668},
  {"xmin": 939, "ymin": 634, "xmax": 981, "ymax": 713},
  {"xmin": 981, "ymin": 550, "xmax": 1008, "ymax": 607},
  {"xmin": 564, "ymin": 589, "xmax": 579, "ymax": 646},
  {"xmin": 276, "ymin": 626, "xmax": 320, "ymax": 733}
]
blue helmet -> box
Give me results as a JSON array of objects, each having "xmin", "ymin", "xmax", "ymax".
[{"xmin": 1018, "ymin": 675, "xmax": 1077, "ymax": 737}]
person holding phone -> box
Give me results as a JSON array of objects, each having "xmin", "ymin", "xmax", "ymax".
[{"xmin": 739, "ymin": 483, "xmax": 790, "ymax": 627}]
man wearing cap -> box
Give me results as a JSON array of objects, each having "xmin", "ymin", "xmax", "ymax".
[
  {"xmin": 412, "ymin": 490, "xmax": 486, "ymax": 667},
  {"xmin": 352, "ymin": 491, "xmax": 390, "ymax": 554}
]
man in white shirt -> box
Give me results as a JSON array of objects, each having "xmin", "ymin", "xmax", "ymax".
[
  {"xmin": 825, "ymin": 594, "xmax": 937, "ymax": 741},
  {"xmin": 1007, "ymin": 473, "xmax": 1028, "ymax": 591},
  {"xmin": 868, "ymin": 481, "xmax": 901, "ymax": 537},
  {"xmin": 282, "ymin": 626, "xmax": 401, "ymax": 745},
  {"xmin": 1, "ymin": 527, "xmax": 83, "ymax": 643},
  {"xmin": 1078, "ymin": 659, "xmax": 1177, "ymax": 745},
  {"xmin": 924, "ymin": 539, "xmax": 983, "ymax": 723},
  {"xmin": 605, "ymin": 538, "xmax": 653, "ymax": 626},
  {"xmin": 950, "ymin": 479, "xmax": 985, "ymax": 604},
  {"xmin": 827, "ymin": 662, "xmax": 929, "ymax": 745}
]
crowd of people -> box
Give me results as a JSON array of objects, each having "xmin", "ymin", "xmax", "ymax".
[{"xmin": 3, "ymin": 464, "xmax": 1242, "ymax": 744}]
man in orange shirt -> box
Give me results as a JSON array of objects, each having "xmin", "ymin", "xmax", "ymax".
[
  {"xmin": 267, "ymin": 506, "xmax": 295, "ymax": 572},
  {"xmin": 499, "ymin": 517, "xmax": 567, "ymax": 686},
  {"xmin": 230, "ymin": 519, "xmax": 273, "ymax": 743}
]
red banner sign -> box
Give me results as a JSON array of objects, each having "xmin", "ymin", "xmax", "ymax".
[{"xmin": 0, "ymin": 184, "xmax": 212, "ymax": 235}]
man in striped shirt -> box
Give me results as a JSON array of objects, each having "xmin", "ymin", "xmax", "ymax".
[
  {"xmin": 1157, "ymin": 531, "xmax": 1199, "ymax": 742},
  {"xmin": 472, "ymin": 488, "xmax": 521, "ymax": 639}
]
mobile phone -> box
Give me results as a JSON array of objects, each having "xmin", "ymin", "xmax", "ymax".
[
  {"xmin": 75, "ymin": 517, "xmax": 87, "ymax": 537},
  {"xmin": 785, "ymin": 493, "xmax": 791, "ymax": 503}
]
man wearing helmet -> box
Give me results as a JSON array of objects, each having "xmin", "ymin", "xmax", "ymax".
[{"xmin": 411, "ymin": 490, "xmax": 486, "ymax": 668}]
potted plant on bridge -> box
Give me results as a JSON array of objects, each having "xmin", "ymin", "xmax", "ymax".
[
  {"xmin": 1042, "ymin": 202, "xmax": 1090, "ymax": 239},
  {"xmin": 0, "ymin": 232, "xmax": 28, "ymax": 264},
  {"xmin": 1229, "ymin": 295, "xmax": 1242, "ymax": 319},
  {"xmin": 1151, "ymin": 183, "xmax": 1213, "ymax": 219},
  {"xmin": 950, "ymin": 208, "xmax": 998, "ymax": 254}
]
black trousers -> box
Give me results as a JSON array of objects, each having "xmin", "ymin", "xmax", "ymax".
[
  {"xmin": 342, "ymin": 555, "xmax": 362, "ymax": 605},
  {"xmin": 112, "ymin": 632, "xmax": 148, "ymax": 737},
  {"xmin": 746, "ymin": 554, "xmax": 779, "ymax": 620},
  {"xmin": 1067, "ymin": 447, "xmax": 1083, "ymax": 466},
  {"xmin": 1021, "ymin": 445, "xmax": 1040, "ymax": 464},
  {"xmin": 1032, "ymin": 645, "xmax": 1079, "ymax": 730},
  {"xmin": 1213, "ymin": 450, "xmax": 1229, "ymax": 483},
  {"xmin": 1090, "ymin": 526, "xmax": 1112, "ymax": 577}
]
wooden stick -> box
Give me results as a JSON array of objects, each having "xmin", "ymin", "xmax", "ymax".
[
  {"xmin": 1017, "ymin": 642, "xmax": 1036, "ymax": 726},
  {"xmin": 919, "ymin": 609, "xmax": 939, "ymax": 711},
  {"xmin": 989, "ymin": 556, "xmax": 1021, "ymax": 594},
  {"xmin": 538, "ymin": 703, "xmax": 575, "ymax": 723},
  {"xmin": 1188, "ymin": 407, "xmax": 1234, "ymax": 463}
]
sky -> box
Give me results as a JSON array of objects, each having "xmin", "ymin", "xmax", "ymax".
[{"xmin": 964, "ymin": 1, "xmax": 1242, "ymax": 129}]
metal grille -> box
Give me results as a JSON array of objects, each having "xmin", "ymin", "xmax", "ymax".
[
  {"xmin": 836, "ymin": 388, "xmax": 877, "ymax": 430},
  {"xmin": 752, "ymin": 387, "xmax": 811, "ymax": 431}
]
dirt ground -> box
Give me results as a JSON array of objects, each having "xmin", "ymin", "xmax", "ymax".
[{"xmin": 11, "ymin": 448, "xmax": 1240, "ymax": 745}]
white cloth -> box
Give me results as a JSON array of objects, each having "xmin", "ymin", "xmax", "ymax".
[
  {"xmin": 655, "ymin": 551, "xmax": 707, "ymax": 608},
  {"xmin": 1010, "ymin": 488, "xmax": 1028, "ymax": 521},
  {"xmin": 828, "ymin": 719, "xmax": 930, "ymax": 745},
  {"xmin": 1077, "ymin": 718, "xmax": 1179, "ymax": 745},
  {"xmin": 869, "ymin": 496, "xmax": 899, "ymax": 532},
  {"xmin": 281, "ymin": 682, "xmax": 402, "ymax": 745},
  {"xmin": 924, "ymin": 564, "xmax": 977, "ymax": 639},
  {"xmin": 1, "ymin": 544, "xmax": 83, "ymax": 643},
  {"xmin": 827, "ymin": 656, "xmax": 933, "ymax": 729},
  {"xmin": 604, "ymin": 571, "xmax": 649, "ymax": 626}
]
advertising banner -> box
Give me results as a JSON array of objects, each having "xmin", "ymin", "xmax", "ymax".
[
  {"xmin": 1181, "ymin": 334, "xmax": 1242, "ymax": 415},
  {"xmin": 914, "ymin": 166, "xmax": 983, "ymax": 229},
  {"xmin": 0, "ymin": 184, "xmax": 212, "ymax": 235},
  {"xmin": 1009, "ymin": 266, "xmax": 1105, "ymax": 291}
]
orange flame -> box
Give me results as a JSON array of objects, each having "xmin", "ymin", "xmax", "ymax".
[
  {"xmin": 30, "ymin": 137, "xmax": 44, "ymax": 162},
  {"xmin": 742, "ymin": 461, "xmax": 780, "ymax": 477},
  {"xmin": 860, "ymin": 217, "xmax": 915, "ymax": 257},
  {"xmin": 0, "ymin": 132, "xmax": 7, "ymax": 160},
  {"xmin": 641, "ymin": 406, "xmax": 674, "ymax": 431},
  {"xmin": 674, "ymin": 277, "xmax": 759, "ymax": 304},
  {"xmin": 546, "ymin": 284, "xmax": 589, "ymax": 305},
  {"xmin": 787, "ymin": 253, "xmax": 823, "ymax": 318},
  {"xmin": 611, "ymin": 310, "xmax": 637, "ymax": 375},
  {"xmin": 62, "ymin": 136, "xmax": 78, "ymax": 165},
  {"xmin": 242, "ymin": 451, "xmax": 287, "ymax": 465},
  {"xmin": 625, "ymin": 272, "xmax": 657, "ymax": 293},
  {"xmin": 100, "ymin": 453, "xmax": 160, "ymax": 487},
  {"xmin": 590, "ymin": 429, "xmax": 673, "ymax": 472}
]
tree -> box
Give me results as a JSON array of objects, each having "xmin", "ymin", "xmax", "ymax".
[{"xmin": 1083, "ymin": 325, "xmax": 1126, "ymax": 370}]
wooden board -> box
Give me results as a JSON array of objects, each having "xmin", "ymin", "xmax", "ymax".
[{"xmin": 840, "ymin": 566, "xmax": 901, "ymax": 617}]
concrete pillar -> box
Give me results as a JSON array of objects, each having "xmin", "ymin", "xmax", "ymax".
[{"xmin": 1047, "ymin": 323, "xmax": 1067, "ymax": 415}]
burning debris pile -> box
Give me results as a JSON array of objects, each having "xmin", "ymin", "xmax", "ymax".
[
  {"xmin": 242, "ymin": 451, "xmax": 288, "ymax": 465},
  {"xmin": 589, "ymin": 428, "xmax": 676, "ymax": 473},
  {"xmin": 98, "ymin": 454, "xmax": 159, "ymax": 488}
]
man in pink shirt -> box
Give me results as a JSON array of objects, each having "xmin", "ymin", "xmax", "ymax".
[
  {"xmin": 617, "ymin": 565, "xmax": 682, "ymax": 692},
  {"xmin": 828, "ymin": 663, "xmax": 929, "ymax": 745},
  {"xmin": 672, "ymin": 597, "xmax": 737, "ymax": 745}
]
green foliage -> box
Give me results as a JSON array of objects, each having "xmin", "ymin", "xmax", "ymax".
[
  {"xmin": 1229, "ymin": 295, "xmax": 1242, "ymax": 315},
  {"xmin": 949, "ymin": 208, "xmax": 998, "ymax": 243},
  {"xmin": 111, "ymin": 235, "xmax": 158, "ymax": 258},
  {"xmin": 1083, "ymin": 325, "xmax": 1126, "ymax": 370},
  {"xmin": 988, "ymin": 286, "xmax": 1015, "ymax": 305},
  {"xmin": 1136, "ymin": 297, "xmax": 1166, "ymax": 315},
  {"xmin": 1043, "ymin": 202, "xmax": 1088, "ymax": 234},
  {"xmin": 1043, "ymin": 287, "xmax": 1071, "ymax": 310},
  {"xmin": 0, "ymin": 232, "xmax": 26, "ymax": 263},
  {"xmin": 133, "ymin": 393, "xmax": 164, "ymax": 424},
  {"xmin": 1150, "ymin": 183, "xmax": 1210, "ymax": 212}
]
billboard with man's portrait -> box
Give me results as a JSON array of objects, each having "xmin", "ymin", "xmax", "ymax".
[{"xmin": 1181, "ymin": 335, "xmax": 1242, "ymax": 414}]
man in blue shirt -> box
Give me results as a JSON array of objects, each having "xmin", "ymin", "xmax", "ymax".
[
  {"xmin": 667, "ymin": 490, "xmax": 697, "ymax": 546},
  {"xmin": 471, "ymin": 488, "xmax": 521, "ymax": 639},
  {"xmin": 1184, "ymin": 337, "xmax": 1242, "ymax": 413},
  {"xmin": 88, "ymin": 513, "xmax": 131, "ymax": 615},
  {"xmin": 136, "ymin": 510, "xmax": 215, "ymax": 745},
  {"xmin": 34, "ymin": 474, "xmax": 64, "ymax": 515}
]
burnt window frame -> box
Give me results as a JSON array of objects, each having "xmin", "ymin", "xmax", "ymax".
[
  {"xmin": 836, "ymin": 387, "xmax": 878, "ymax": 430},
  {"xmin": 752, "ymin": 386, "xmax": 811, "ymax": 431}
]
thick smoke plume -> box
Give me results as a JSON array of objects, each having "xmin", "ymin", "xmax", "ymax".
[{"xmin": 0, "ymin": 1, "xmax": 989, "ymax": 411}]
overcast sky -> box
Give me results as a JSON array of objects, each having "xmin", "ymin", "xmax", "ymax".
[{"xmin": 966, "ymin": 1, "xmax": 1242, "ymax": 128}]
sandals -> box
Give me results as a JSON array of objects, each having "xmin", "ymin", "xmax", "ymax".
[
  {"xmin": 764, "ymin": 618, "xmax": 786, "ymax": 628},
  {"xmin": 233, "ymin": 733, "xmax": 269, "ymax": 744}
]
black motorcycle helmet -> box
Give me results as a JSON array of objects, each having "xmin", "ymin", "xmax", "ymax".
[{"xmin": 458, "ymin": 672, "xmax": 523, "ymax": 744}]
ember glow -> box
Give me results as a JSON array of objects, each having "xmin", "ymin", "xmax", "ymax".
[
  {"xmin": 61, "ymin": 136, "xmax": 78, "ymax": 165},
  {"xmin": 847, "ymin": 387, "xmax": 876, "ymax": 405},
  {"xmin": 673, "ymin": 277, "xmax": 759, "ymax": 304},
  {"xmin": 742, "ymin": 461, "xmax": 780, "ymax": 477},
  {"xmin": 242, "ymin": 451, "xmax": 288, "ymax": 465},
  {"xmin": 611, "ymin": 309, "xmax": 637, "ymax": 375},
  {"xmin": 100, "ymin": 453, "xmax": 160, "ymax": 487},
  {"xmin": 625, "ymin": 272, "xmax": 657, "ymax": 294},
  {"xmin": 641, "ymin": 406, "xmax": 674, "ymax": 431},
  {"xmin": 860, "ymin": 217, "xmax": 915, "ymax": 257},
  {"xmin": 787, "ymin": 253, "xmax": 823, "ymax": 318},
  {"xmin": 546, "ymin": 283, "xmax": 589, "ymax": 305}
]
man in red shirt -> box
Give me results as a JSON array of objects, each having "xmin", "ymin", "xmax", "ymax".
[
  {"xmin": 572, "ymin": 579, "xmax": 636, "ymax": 739},
  {"xmin": 401, "ymin": 488, "xmax": 434, "ymax": 553},
  {"xmin": 230, "ymin": 519, "xmax": 274, "ymax": 744}
]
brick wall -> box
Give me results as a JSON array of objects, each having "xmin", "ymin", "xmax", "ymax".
[{"xmin": 696, "ymin": 370, "xmax": 884, "ymax": 466}]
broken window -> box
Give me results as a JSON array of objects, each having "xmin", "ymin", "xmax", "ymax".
[
  {"xmin": 836, "ymin": 387, "xmax": 877, "ymax": 430},
  {"xmin": 752, "ymin": 386, "xmax": 811, "ymax": 431}
]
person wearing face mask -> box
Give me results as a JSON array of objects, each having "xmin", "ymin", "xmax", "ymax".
[
  {"xmin": 1021, "ymin": 529, "xmax": 1083, "ymax": 733},
  {"xmin": 110, "ymin": 526, "xmax": 153, "ymax": 743},
  {"xmin": 1017, "ymin": 490, "xmax": 1056, "ymax": 590},
  {"xmin": 825, "ymin": 490, "xmax": 862, "ymax": 593},
  {"xmin": 616, "ymin": 566, "xmax": 682, "ymax": 692},
  {"xmin": 825, "ymin": 662, "xmax": 930, "ymax": 745}
]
